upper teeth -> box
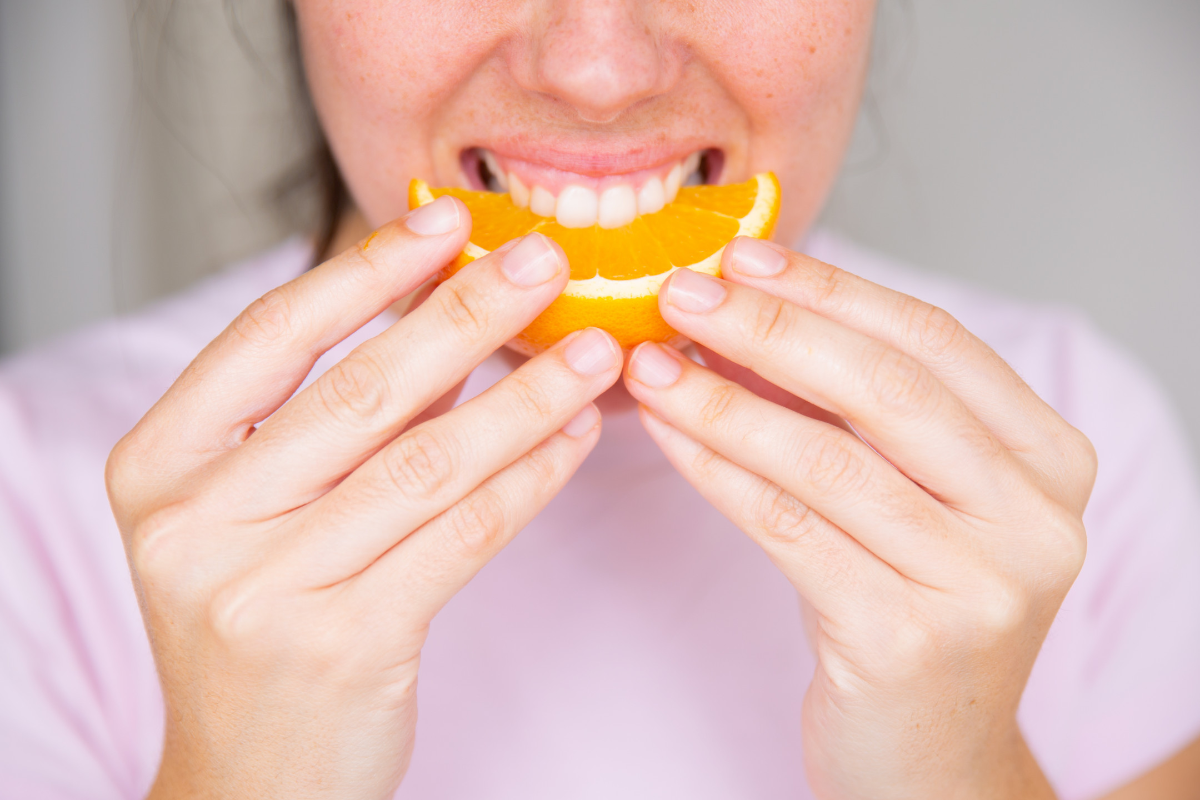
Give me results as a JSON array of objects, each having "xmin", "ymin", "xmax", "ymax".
[{"xmin": 484, "ymin": 151, "xmax": 705, "ymax": 228}]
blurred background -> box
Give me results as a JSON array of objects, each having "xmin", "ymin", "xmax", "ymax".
[{"xmin": 1, "ymin": 0, "xmax": 1197, "ymax": 445}]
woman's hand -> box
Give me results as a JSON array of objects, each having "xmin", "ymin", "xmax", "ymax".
[
  {"xmin": 624, "ymin": 237, "xmax": 1097, "ymax": 799},
  {"xmin": 106, "ymin": 197, "xmax": 622, "ymax": 799}
]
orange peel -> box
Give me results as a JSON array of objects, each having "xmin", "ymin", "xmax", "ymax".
[{"xmin": 408, "ymin": 172, "xmax": 780, "ymax": 354}]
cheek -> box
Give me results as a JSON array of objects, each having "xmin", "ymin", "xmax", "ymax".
[
  {"xmin": 701, "ymin": 1, "xmax": 875, "ymax": 238},
  {"xmin": 702, "ymin": 2, "xmax": 872, "ymax": 127},
  {"xmin": 294, "ymin": 0, "xmax": 512, "ymax": 220},
  {"xmin": 297, "ymin": 1, "xmax": 498, "ymax": 116}
]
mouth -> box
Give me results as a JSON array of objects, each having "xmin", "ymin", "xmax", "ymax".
[{"xmin": 460, "ymin": 146, "xmax": 725, "ymax": 229}]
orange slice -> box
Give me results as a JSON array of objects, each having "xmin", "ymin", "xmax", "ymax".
[{"xmin": 408, "ymin": 172, "xmax": 780, "ymax": 354}]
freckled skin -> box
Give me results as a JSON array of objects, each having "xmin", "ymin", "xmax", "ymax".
[{"xmin": 292, "ymin": 0, "xmax": 876, "ymax": 247}]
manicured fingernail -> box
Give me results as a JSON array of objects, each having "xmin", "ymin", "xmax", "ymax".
[
  {"xmin": 629, "ymin": 342, "xmax": 682, "ymax": 388},
  {"xmin": 406, "ymin": 195, "xmax": 461, "ymax": 235},
  {"xmin": 562, "ymin": 403, "xmax": 600, "ymax": 438},
  {"xmin": 727, "ymin": 237, "xmax": 787, "ymax": 277},
  {"xmin": 564, "ymin": 328, "xmax": 619, "ymax": 375},
  {"xmin": 502, "ymin": 233, "xmax": 563, "ymax": 287},
  {"xmin": 664, "ymin": 269, "xmax": 726, "ymax": 313}
]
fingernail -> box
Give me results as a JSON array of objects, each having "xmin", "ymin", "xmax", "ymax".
[
  {"xmin": 629, "ymin": 342, "xmax": 682, "ymax": 388},
  {"xmin": 502, "ymin": 233, "xmax": 563, "ymax": 287},
  {"xmin": 562, "ymin": 403, "xmax": 600, "ymax": 438},
  {"xmin": 727, "ymin": 237, "xmax": 787, "ymax": 277},
  {"xmin": 564, "ymin": 328, "xmax": 619, "ymax": 375},
  {"xmin": 664, "ymin": 269, "xmax": 726, "ymax": 313},
  {"xmin": 406, "ymin": 195, "xmax": 461, "ymax": 236}
]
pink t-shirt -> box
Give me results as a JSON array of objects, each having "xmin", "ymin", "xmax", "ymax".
[{"xmin": 2, "ymin": 232, "xmax": 1198, "ymax": 799}]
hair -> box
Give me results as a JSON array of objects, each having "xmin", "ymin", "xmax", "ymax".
[
  {"xmin": 278, "ymin": 2, "xmax": 348, "ymax": 263},
  {"xmin": 130, "ymin": 0, "xmax": 348, "ymax": 280}
]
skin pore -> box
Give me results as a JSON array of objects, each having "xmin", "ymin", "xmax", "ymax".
[{"xmin": 104, "ymin": 1, "xmax": 1198, "ymax": 797}]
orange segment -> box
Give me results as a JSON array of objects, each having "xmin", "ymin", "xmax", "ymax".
[
  {"xmin": 529, "ymin": 220, "xmax": 600, "ymax": 281},
  {"xmin": 520, "ymin": 293, "xmax": 678, "ymax": 353},
  {"xmin": 408, "ymin": 172, "xmax": 780, "ymax": 354},
  {"xmin": 675, "ymin": 181, "xmax": 759, "ymax": 217},
  {"xmin": 640, "ymin": 204, "xmax": 741, "ymax": 267},
  {"xmin": 434, "ymin": 188, "xmax": 540, "ymax": 251}
]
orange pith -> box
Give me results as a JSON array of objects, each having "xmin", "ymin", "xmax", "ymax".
[{"xmin": 408, "ymin": 172, "xmax": 780, "ymax": 353}]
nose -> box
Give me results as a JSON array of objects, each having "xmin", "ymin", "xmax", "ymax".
[{"xmin": 519, "ymin": 0, "xmax": 680, "ymax": 123}]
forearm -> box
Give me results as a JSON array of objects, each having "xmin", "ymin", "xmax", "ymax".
[{"xmin": 969, "ymin": 727, "xmax": 1057, "ymax": 800}]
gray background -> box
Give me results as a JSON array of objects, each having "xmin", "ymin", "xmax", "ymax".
[{"xmin": 2, "ymin": 0, "xmax": 1197, "ymax": 446}]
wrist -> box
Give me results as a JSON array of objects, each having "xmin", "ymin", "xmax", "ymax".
[{"xmin": 962, "ymin": 725, "xmax": 1056, "ymax": 800}]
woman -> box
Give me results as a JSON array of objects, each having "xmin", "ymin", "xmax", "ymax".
[{"xmin": 2, "ymin": 1, "xmax": 1198, "ymax": 797}]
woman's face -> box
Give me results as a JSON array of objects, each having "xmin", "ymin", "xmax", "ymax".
[{"xmin": 294, "ymin": 0, "xmax": 875, "ymax": 246}]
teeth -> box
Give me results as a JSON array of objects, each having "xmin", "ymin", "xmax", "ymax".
[
  {"xmin": 487, "ymin": 149, "xmax": 708, "ymax": 222},
  {"xmin": 636, "ymin": 177, "xmax": 665, "ymax": 215},
  {"xmin": 682, "ymin": 151, "xmax": 704, "ymax": 187},
  {"xmin": 664, "ymin": 163, "xmax": 682, "ymax": 203},
  {"xmin": 481, "ymin": 150, "xmax": 508, "ymax": 191},
  {"xmin": 509, "ymin": 172, "xmax": 530, "ymax": 207},
  {"xmin": 556, "ymin": 185, "xmax": 599, "ymax": 228},
  {"xmin": 598, "ymin": 185, "xmax": 637, "ymax": 229},
  {"xmin": 530, "ymin": 185, "xmax": 557, "ymax": 217}
]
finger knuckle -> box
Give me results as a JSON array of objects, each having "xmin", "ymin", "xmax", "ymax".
[
  {"xmin": 688, "ymin": 444, "xmax": 726, "ymax": 483},
  {"xmin": 104, "ymin": 432, "xmax": 144, "ymax": 517},
  {"xmin": 207, "ymin": 576, "xmax": 273, "ymax": 646},
  {"xmin": 699, "ymin": 382, "xmax": 739, "ymax": 429},
  {"xmin": 436, "ymin": 281, "xmax": 490, "ymax": 340},
  {"xmin": 1067, "ymin": 426, "xmax": 1099, "ymax": 489},
  {"xmin": 810, "ymin": 262, "xmax": 854, "ymax": 313},
  {"xmin": 442, "ymin": 488, "xmax": 508, "ymax": 558},
  {"xmin": 522, "ymin": 441, "xmax": 564, "ymax": 489},
  {"xmin": 750, "ymin": 296, "xmax": 795, "ymax": 352},
  {"xmin": 970, "ymin": 574, "xmax": 1030, "ymax": 637},
  {"xmin": 347, "ymin": 238, "xmax": 390, "ymax": 277},
  {"xmin": 865, "ymin": 343, "xmax": 938, "ymax": 415},
  {"xmin": 127, "ymin": 501, "xmax": 194, "ymax": 587},
  {"xmin": 798, "ymin": 431, "xmax": 868, "ymax": 500},
  {"xmin": 383, "ymin": 429, "xmax": 456, "ymax": 501},
  {"xmin": 886, "ymin": 612, "xmax": 940, "ymax": 669},
  {"xmin": 506, "ymin": 373, "xmax": 556, "ymax": 420},
  {"xmin": 1043, "ymin": 502, "xmax": 1088, "ymax": 582},
  {"xmin": 318, "ymin": 352, "xmax": 391, "ymax": 427},
  {"xmin": 752, "ymin": 483, "xmax": 824, "ymax": 546},
  {"xmin": 875, "ymin": 482, "xmax": 944, "ymax": 537},
  {"xmin": 903, "ymin": 297, "xmax": 968, "ymax": 358},
  {"xmin": 231, "ymin": 289, "xmax": 295, "ymax": 349}
]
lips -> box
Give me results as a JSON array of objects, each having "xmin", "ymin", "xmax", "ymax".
[{"xmin": 461, "ymin": 147, "xmax": 722, "ymax": 229}]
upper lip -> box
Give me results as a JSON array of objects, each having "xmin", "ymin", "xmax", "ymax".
[{"xmin": 471, "ymin": 137, "xmax": 713, "ymax": 177}]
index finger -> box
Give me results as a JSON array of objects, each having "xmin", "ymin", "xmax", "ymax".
[
  {"xmin": 718, "ymin": 238, "xmax": 1095, "ymax": 504},
  {"xmin": 117, "ymin": 197, "xmax": 470, "ymax": 492}
]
